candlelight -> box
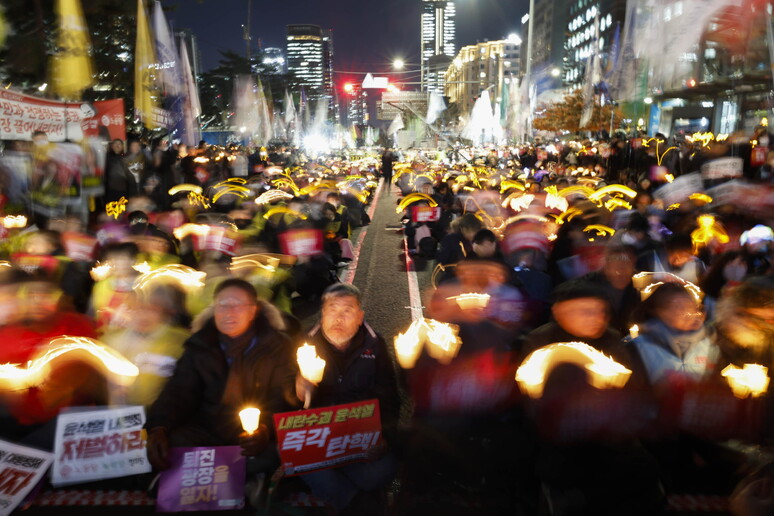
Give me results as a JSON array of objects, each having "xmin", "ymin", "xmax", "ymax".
[
  {"xmin": 239, "ymin": 407, "xmax": 261, "ymax": 434},
  {"xmin": 629, "ymin": 325, "xmax": 639, "ymax": 339},
  {"xmin": 90, "ymin": 262, "xmax": 113, "ymax": 281},
  {"xmin": 297, "ymin": 343, "xmax": 326, "ymax": 384},
  {"xmin": 515, "ymin": 342, "xmax": 632, "ymax": 398},
  {"xmin": 393, "ymin": 322, "xmax": 424, "ymax": 369},
  {"xmin": 133, "ymin": 264, "xmax": 206, "ymax": 293},
  {"xmin": 424, "ymin": 319, "xmax": 462, "ymax": 365},
  {"xmin": 447, "ymin": 292, "xmax": 491, "ymax": 311},
  {"xmin": 721, "ymin": 364, "xmax": 770, "ymax": 398},
  {"xmin": 0, "ymin": 336, "xmax": 139, "ymax": 390}
]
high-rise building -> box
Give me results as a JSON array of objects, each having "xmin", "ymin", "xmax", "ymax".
[
  {"xmin": 421, "ymin": 0, "xmax": 456, "ymax": 93},
  {"xmin": 261, "ymin": 47, "xmax": 286, "ymax": 74},
  {"xmin": 445, "ymin": 38, "xmax": 521, "ymax": 117},
  {"xmin": 562, "ymin": 0, "xmax": 624, "ymax": 91},
  {"xmin": 286, "ymin": 24, "xmax": 334, "ymax": 101}
]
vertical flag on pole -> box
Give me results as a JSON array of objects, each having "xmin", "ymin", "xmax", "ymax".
[
  {"xmin": 579, "ymin": 13, "xmax": 600, "ymax": 129},
  {"xmin": 178, "ymin": 37, "xmax": 201, "ymax": 145},
  {"xmin": 50, "ymin": 0, "xmax": 95, "ymax": 100},
  {"xmin": 135, "ymin": 0, "xmax": 161, "ymax": 129}
]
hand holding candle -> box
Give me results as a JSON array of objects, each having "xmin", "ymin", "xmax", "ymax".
[{"xmin": 297, "ymin": 343, "xmax": 326, "ymax": 408}]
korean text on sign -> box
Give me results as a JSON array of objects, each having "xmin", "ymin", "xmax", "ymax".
[
  {"xmin": 156, "ymin": 446, "xmax": 246, "ymax": 513},
  {"xmin": 52, "ymin": 406, "xmax": 150, "ymax": 486},
  {"xmin": 0, "ymin": 440, "xmax": 53, "ymax": 516},
  {"xmin": 274, "ymin": 399, "xmax": 382, "ymax": 476}
]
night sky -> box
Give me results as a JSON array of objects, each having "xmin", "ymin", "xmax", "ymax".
[{"xmin": 165, "ymin": 0, "xmax": 528, "ymax": 86}]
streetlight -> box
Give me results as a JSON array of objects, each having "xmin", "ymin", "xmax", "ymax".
[
  {"xmin": 393, "ymin": 59, "xmax": 405, "ymax": 70},
  {"xmin": 551, "ymin": 68, "xmax": 561, "ymax": 78}
]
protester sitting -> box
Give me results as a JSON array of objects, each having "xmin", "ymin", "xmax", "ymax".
[
  {"xmin": 103, "ymin": 284, "xmax": 190, "ymax": 409},
  {"xmin": 295, "ymin": 283, "xmax": 401, "ymax": 514},
  {"xmin": 145, "ymin": 279, "xmax": 298, "ymax": 476},
  {"xmin": 521, "ymin": 280, "xmax": 629, "ymax": 365}
]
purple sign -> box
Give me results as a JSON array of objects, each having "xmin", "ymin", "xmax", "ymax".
[{"xmin": 156, "ymin": 446, "xmax": 246, "ymax": 512}]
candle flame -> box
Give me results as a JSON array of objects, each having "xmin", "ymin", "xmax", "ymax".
[
  {"xmin": 0, "ymin": 336, "xmax": 139, "ymax": 390},
  {"xmin": 515, "ymin": 342, "xmax": 632, "ymax": 398},
  {"xmin": 721, "ymin": 364, "xmax": 770, "ymax": 398},
  {"xmin": 297, "ymin": 343, "xmax": 326, "ymax": 384},
  {"xmin": 239, "ymin": 407, "xmax": 261, "ymax": 434}
]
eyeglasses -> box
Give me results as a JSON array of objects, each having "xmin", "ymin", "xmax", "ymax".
[{"xmin": 214, "ymin": 302, "xmax": 256, "ymax": 312}]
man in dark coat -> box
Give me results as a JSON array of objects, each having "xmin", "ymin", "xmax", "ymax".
[
  {"xmin": 145, "ymin": 279, "xmax": 299, "ymax": 473},
  {"xmin": 295, "ymin": 283, "xmax": 401, "ymax": 513}
]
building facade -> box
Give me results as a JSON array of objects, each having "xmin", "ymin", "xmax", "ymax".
[
  {"xmin": 286, "ymin": 24, "xmax": 334, "ymax": 102},
  {"xmin": 421, "ymin": 0, "xmax": 456, "ymax": 93},
  {"xmin": 562, "ymin": 0, "xmax": 624, "ymax": 91},
  {"xmin": 445, "ymin": 39, "xmax": 521, "ymax": 118}
]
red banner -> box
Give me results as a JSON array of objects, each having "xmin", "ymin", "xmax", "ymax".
[
  {"xmin": 411, "ymin": 206, "xmax": 441, "ymax": 223},
  {"xmin": 278, "ymin": 229, "xmax": 324, "ymax": 257},
  {"xmin": 0, "ymin": 89, "xmax": 125, "ymax": 143},
  {"xmin": 273, "ymin": 399, "xmax": 383, "ymax": 476},
  {"xmin": 192, "ymin": 226, "xmax": 242, "ymax": 256}
]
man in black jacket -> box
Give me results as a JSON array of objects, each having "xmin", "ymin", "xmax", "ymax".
[
  {"xmin": 145, "ymin": 279, "xmax": 298, "ymax": 472},
  {"xmin": 295, "ymin": 283, "xmax": 401, "ymax": 513}
]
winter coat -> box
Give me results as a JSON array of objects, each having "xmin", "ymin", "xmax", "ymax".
[
  {"xmin": 306, "ymin": 323, "xmax": 402, "ymax": 445},
  {"xmin": 629, "ymin": 319, "xmax": 719, "ymax": 385},
  {"xmin": 146, "ymin": 301, "xmax": 299, "ymax": 443}
]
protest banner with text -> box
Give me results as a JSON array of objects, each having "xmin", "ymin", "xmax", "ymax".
[{"xmin": 274, "ymin": 399, "xmax": 382, "ymax": 476}]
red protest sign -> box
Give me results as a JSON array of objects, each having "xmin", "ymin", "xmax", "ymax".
[
  {"xmin": 273, "ymin": 399, "xmax": 382, "ymax": 476},
  {"xmin": 62, "ymin": 232, "xmax": 97, "ymax": 262},
  {"xmin": 751, "ymin": 146, "xmax": 767, "ymax": 167},
  {"xmin": 192, "ymin": 226, "xmax": 242, "ymax": 256},
  {"xmin": 278, "ymin": 229, "xmax": 324, "ymax": 257},
  {"xmin": 411, "ymin": 206, "xmax": 441, "ymax": 223}
]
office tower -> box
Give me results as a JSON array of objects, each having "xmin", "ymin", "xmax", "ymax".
[
  {"xmin": 420, "ymin": 0, "xmax": 456, "ymax": 93},
  {"xmin": 286, "ymin": 24, "xmax": 334, "ymax": 101}
]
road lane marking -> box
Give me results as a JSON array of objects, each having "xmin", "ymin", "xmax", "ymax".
[{"xmin": 340, "ymin": 178, "xmax": 384, "ymax": 284}]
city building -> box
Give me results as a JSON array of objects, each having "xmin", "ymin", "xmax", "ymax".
[
  {"xmin": 421, "ymin": 0, "xmax": 456, "ymax": 93},
  {"xmin": 286, "ymin": 24, "xmax": 334, "ymax": 102},
  {"xmin": 345, "ymin": 83, "xmax": 368, "ymax": 126},
  {"xmin": 261, "ymin": 47, "xmax": 286, "ymax": 74},
  {"xmin": 640, "ymin": 0, "xmax": 774, "ymax": 136},
  {"xmin": 445, "ymin": 38, "xmax": 521, "ymax": 118},
  {"xmin": 562, "ymin": 0, "xmax": 624, "ymax": 91}
]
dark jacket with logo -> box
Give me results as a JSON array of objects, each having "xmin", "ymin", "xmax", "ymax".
[
  {"xmin": 146, "ymin": 305, "xmax": 299, "ymax": 443},
  {"xmin": 307, "ymin": 323, "xmax": 402, "ymax": 444}
]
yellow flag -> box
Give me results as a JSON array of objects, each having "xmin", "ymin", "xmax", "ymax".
[
  {"xmin": 134, "ymin": 0, "xmax": 160, "ymax": 129},
  {"xmin": 49, "ymin": 0, "xmax": 95, "ymax": 100}
]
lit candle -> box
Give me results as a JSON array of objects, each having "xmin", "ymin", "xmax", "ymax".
[
  {"xmin": 394, "ymin": 323, "xmax": 423, "ymax": 369},
  {"xmin": 297, "ymin": 343, "xmax": 326, "ymax": 408},
  {"xmin": 721, "ymin": 364, "xmax": 770, "ymax": 398},
  {"xmin": 239, "ymin": 407, "xmax": 261, "ymax": 434},
  {"xmin": 629, "ymin": 325, "xmax": 639, "ymax": 339}
]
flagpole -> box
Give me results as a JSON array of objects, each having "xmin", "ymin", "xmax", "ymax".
[{"xmin": 524, "ymin": 0, "xmax": 535, "ymax": 142}]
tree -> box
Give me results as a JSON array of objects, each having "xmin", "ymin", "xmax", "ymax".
[
  {"xmin": 532, "ymin": 89, "xmax": 622, "ymax": 134},
  {"xmin": 198, "ymin": 49, "xmax": 299, "ymax": 131}
]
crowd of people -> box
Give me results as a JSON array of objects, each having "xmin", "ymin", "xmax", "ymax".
[{"xmin": 0, "ymin": 128, "xmax": 772, "ymax": 514}]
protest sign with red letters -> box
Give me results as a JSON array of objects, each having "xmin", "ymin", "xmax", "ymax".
[
  {"xmin": 0, "ymin": 89, "xmax": 125, "ymax": 143},
  {"xmin": 274, "ymin": 399, "xmax": 383, "ymax": 476},
  {"xmin": 191, "ymin": 226, "xmax": 242, "ymax": 256},
  {"xmin": 411, "ymin": 206, "xmax": 442, "ymax": 223},
  {"xmin": 52, "ymin": 406, "xmax": 151, "ymax": 486},
  {"xmin": 278, "ymin": 229, "xmax": 324, "ymax": 257},
  {"xmin": 0, "ymin": 440, "xmax": 53, "ymax": 516},
  {"xmin": 156, "ymin": 446, "xmax": 246, "ymax": 512}
]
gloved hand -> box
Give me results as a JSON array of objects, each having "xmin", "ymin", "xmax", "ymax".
[
  {"xmin": 239, "ymin": 424, "xmax": 270, "ymax": 457},
  {"xmin": 146, "ymin": 427, "xmax": 170, "ymax": 470}
]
